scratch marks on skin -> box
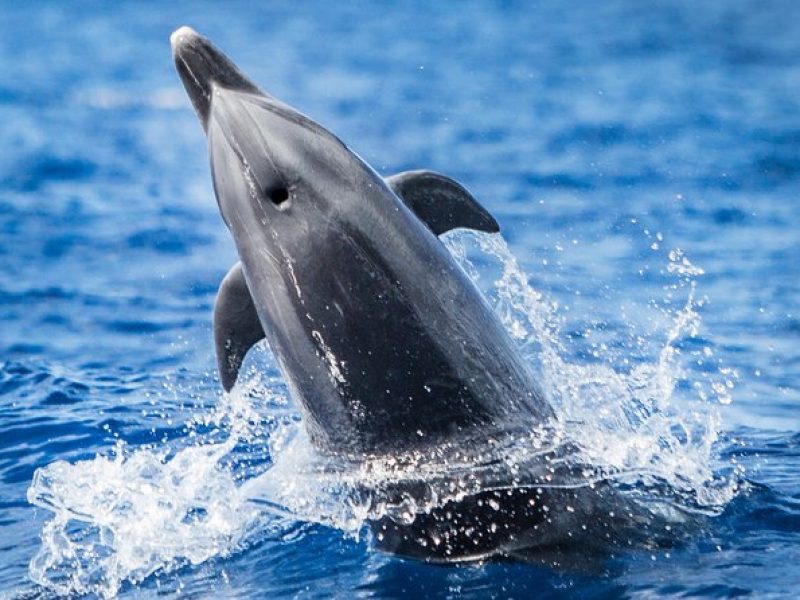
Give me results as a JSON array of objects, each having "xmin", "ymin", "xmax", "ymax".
[
  {"xmin": 285, "ymin": 258, "xmax": 303, "ymax": 302},
  {"xmin": 258, "ymin": 246, "xmax": 279, "ymax": 266},
  {"xmin": 239, "ymin": 156, "xmax": 259, "ymax": 204},
  {"xmin": 310, "ymin": 291, "xmax": 355, "ymax": 413},
  {"xmin": 312, "ymin": 329, "xmax": 347, "ymax": 385},
  {"xmin": 176, "ymin": 56, "xmax": 208, "ymax": 105},
  {"xmin": 283, "ymin": 251, "xmax": 348, "ymax": 390}
]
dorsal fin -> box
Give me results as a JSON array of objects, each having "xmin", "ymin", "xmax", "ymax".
[
  {"xmin": 386, "ymin": 170, "xmax": 500, "ymax": 235},
  {"xmin": 213, "ymin": 262, "xmax": 265, "ymax": 391}
]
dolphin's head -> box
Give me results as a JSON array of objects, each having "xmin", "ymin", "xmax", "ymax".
[
  {"xmin": 170, "ymin": 26, "xmax": 261, "ymax": 128},
  {"xmin": 171, "ymin": 26, "xmax": 369, "ymax": 244}
]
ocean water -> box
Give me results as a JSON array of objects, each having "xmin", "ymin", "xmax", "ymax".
[{"xmin": 1, "ymin": 0, "xmax": 799, "ymax": 597}]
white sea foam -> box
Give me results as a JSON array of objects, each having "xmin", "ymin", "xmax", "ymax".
[
  {"xmin": 443, "ymin": 233, "xmax": 739, "ymax": 509},
  {"xmin": 27, "ymin": 231, "xmax": 740, "ymax": 597}
]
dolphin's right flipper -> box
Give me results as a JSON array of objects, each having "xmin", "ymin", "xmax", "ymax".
[
  {"xmin": 386, "ymin": 170, "xmax": 500, "ymax": 235},
  {"xmin": 214, "ymin": 262, "xmax": 265, "ymax": 391}
]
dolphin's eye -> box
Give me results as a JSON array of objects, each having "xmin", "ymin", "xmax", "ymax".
[{"xmin": 268, "ymin": 186, "xmax": 290, "ymax": 207}]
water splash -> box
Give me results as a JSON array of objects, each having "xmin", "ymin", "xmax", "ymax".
[
  {"xmin": 25, "ymin": 383, "xmax": 279, "ymax": 598},
  {"xmin": 27, "ymin": 232, "xmax": 741, "ymax": 597},
  {"xmin": 442, "ymin": 233, "xmax": 740, "ymax": 510}
]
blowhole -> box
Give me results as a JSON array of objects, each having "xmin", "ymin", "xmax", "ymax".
[{"xmin": 269, "ymin": 186, "xmax": 290, "ymax": 206}]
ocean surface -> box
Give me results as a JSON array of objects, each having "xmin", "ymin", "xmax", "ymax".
[{"xmin": 1, "ymin": 1, "xmax": 799, "ymax": 598}]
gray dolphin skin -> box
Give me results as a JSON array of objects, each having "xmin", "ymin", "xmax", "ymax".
[{"xmin": 170, "ymin": 27, "xmax": 624, "ymax": 561}]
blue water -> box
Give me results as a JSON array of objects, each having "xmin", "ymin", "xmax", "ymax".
[{"xmin": 1, "ymin": 0, "xmax": 799, "ymax": 597}]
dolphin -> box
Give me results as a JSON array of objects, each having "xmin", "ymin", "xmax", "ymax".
[{"xmin": 170, "ymin": 27, "xmax": 619, "ymax": 561}]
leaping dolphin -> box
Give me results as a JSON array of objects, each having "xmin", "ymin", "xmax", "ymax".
[{"xmin": 170, "ymin": 27, "xmax": 594, "ymax": 560}]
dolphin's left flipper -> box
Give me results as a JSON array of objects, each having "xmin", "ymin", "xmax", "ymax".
[
  {"xmin": 214, "ymin": 262, "xmax": 265, "ymax": 391},
  {"xmin": 386, "ymin": 170, "xmax": 500, "ymax": 235}
]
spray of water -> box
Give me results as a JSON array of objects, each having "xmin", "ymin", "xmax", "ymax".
[{"xmin": 26, "ymin": 232, "xmax": 741, "ymax": 597}]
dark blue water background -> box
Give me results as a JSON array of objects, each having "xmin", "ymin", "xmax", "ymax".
[{"xmin": 1, "ymin": 1, "xmax": 799, "ymax": 597}]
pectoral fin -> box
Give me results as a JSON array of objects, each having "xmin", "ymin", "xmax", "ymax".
[
  {"xmin": 214, "ymin": 262, "xmax": 265, "ymax": 391},
  {"xmin": 386, "ymin": 170, "xmax": 500, "ymax": 235}
]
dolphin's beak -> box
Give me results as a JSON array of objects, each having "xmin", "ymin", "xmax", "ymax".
[{"xmin": 170, "ymin": 26, "xmax": 261, "ymax": 130}]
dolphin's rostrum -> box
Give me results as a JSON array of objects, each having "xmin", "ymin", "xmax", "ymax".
[{"xmin": 170, "ymin": 27, "xmax": 599, "ymax": 560}]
